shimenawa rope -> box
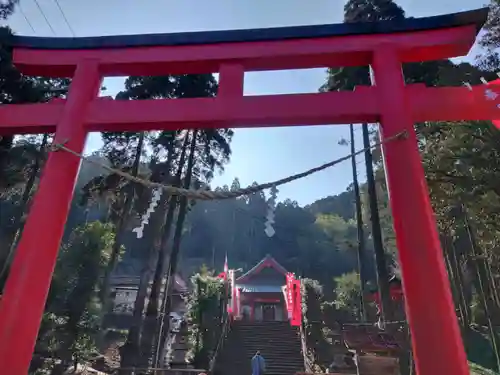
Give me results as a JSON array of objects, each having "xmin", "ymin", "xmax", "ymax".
[{"xmin": 49, "ymin": 130, "xmax": 407, "ymax": 201}]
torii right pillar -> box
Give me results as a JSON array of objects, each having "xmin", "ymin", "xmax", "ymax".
[{"xmin": 371, "ymin": 46, "xmax": 469, "ymax": 375}]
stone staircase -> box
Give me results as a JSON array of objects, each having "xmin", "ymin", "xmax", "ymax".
[{"xmin": 215, "ymin": 321, "xmax": 304, "ymax": 375}]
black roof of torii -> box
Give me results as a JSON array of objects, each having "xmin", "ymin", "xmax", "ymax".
[{"xmin": 4, "ymin": 8, "xmax": 488, "ymax": 50}]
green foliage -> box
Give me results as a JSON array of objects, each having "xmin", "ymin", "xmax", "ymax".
[
  {"xmin": 0, "ymin": 0, "xmax": 18, "ymax": 19},
  {"xmin": 470, "ymin": 362, "xmax": 500, "ymax": 375},
  {"xmin": 34, "ymin": 222, "xmax": 116, "ymax": 372},
  {"xmin": 319, "ymin": 1, "xmax": 500, "ymax": 373},
  {"xmin": 301, "ymin": 278, "xmax": 331, "ymax": 372},
  {"xmin": 344, "ymin": 0, "xmax": 405, "ymax": 22},
  {"xmin": 333, "ymin": 272, "xmax": 362, "ymax": 320},
  {"xmin": 186, "ymin": 272, "xmax": 224, "ymax": 369},
  {"xmin": 478, "ymin": 0, "xmax": 500, "ymax": 70},
  {"xmin": 181, "ymin": 188, "xmax": 368, "ymax": 291},
  {"xmin": 0, "ymin": 25, "xmax": 69, "ymax": 192},
  {"xmin": 306, "ymin": 191, "xmax": 354, "ymax": 221}
]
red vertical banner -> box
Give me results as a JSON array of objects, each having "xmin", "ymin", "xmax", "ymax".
[
  {"xmin": 285, "ymin": 272, "xmax": 294, "ymax": 319},
  {"xmin": 291, "ymin": 279, "xmax": 302, "ymax": 326}
]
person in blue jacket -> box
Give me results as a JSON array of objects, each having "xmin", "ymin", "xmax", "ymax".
[{"xmin": 251, "ymin": 351, "xmax": 266, "ymax": 375}]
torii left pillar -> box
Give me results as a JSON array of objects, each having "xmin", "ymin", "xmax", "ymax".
[{"xmin": 0, "ymin": 60, "xmax": 102, "ymax": 375}]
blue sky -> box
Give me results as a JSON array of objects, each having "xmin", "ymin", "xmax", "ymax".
[{"xmin": 4, "ymin": 0, "xmax": 486, "ymax": 205}]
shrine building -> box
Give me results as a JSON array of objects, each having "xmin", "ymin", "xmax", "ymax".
[{"xmin": 234, "ymin": 255, "xmax": 289, "ymax": 322}]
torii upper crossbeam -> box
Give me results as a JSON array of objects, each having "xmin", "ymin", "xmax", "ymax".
[{"xmin": 0, "ymin": 7, "xmax": 493, "ymax": 375}]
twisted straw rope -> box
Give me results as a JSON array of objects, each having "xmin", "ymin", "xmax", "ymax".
[{"xmin": 49, "ymin": 130, "xmax": 407, "ymax": 201}]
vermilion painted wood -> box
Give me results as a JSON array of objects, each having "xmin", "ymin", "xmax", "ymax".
[
  {"xmin": 1, "ymin": 85, "xmax": 499, "ymax": 135},
  {"xmin": 0, "ymin": 8, "xmax": 490, "ymax": 375},
  {"xmin": 218, "ymin": 64, "xmax": 245, "ymax": 97},
  {"xmin": 0, "ymin": 61, "xmax": 103, "ymax": 375},
  {"xmin": 488, "ymin": 79, "xmax": 500, "ymax": 129},
  {"xmin": 12, "ymin": 26, "xmax": 475, "ymax": 77},
  {"xmin": 372, "ymin": 47, "xmax": 468, "ymax": 375}
]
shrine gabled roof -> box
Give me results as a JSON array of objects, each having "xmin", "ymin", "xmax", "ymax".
[
  {"xmin": 5, "ymin": 8, "xmax": 488, "ymax": 50},
  {"xmin": 236, "ymin": 254, "xmax": 287, "ymax": 283}
]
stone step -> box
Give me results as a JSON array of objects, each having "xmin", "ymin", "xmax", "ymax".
[
  {"xmin": 232, "ymin": 333, "xmax": 299, "ymax": 338},
  {"xmin": 231, "ymin": 332, "xmax": 299, "ymax": 338},
  {"xmin": 217, "ymin": 362, "xmax": 303, "ymax": 367},
  {"xmin": 229, "ymin": 335, "xmax": 300, "ymax": 341},
  {"xmin": 233, "ymin": 324, "xmax": 297, "ymax": 328},
  {"xmin": 228, "ymin": 332, "xmax": 299, "ymax": 339},
  {"xmin": 234, "ymin": 344, "xmax": 301, "ymax": 348},
  {"xmin": 221, "ymin": 350, "xmax": 302, "ymax": 355},
  {"xmin": 228, "ymin": 335, "xmax": 300, "ymax": 340},
  {"xmin": 216, "ymin": 368, "xmax": 300, "ymax": 375},
  {"xmin": 233, "ymin": 322, "xmax": 292, "ymax": 326},
  {"xmin": 217, "ymin": 358, "xmax": 304, "ymax": 366},
  {"xmin": 216, "ymin": 323, "xmax": 305, "ymax": 375},
  {"xmin": 216, "ymin": 367, "xmax": 303, "ymax": 374},
  {"xmin": 221, "ymin": 349, "xmax": 302, "ymax": 357},
  {"xmin": 217, "ymin": 355, "xmax": 304, "ymax": 363},
  {"xmin": 226, "ymin": 338, "xmax": 300, "ymax": 343},
  {"xmin": 233, "ymin": 326, "xmax": 298, "ymax": 331},
  {"xmin": 218, "ymin": 352, "xmax": 303, "ymax": 357},
  {"xmin": 219, "ymin": 357, "xmax": 303, "ymax": 363}
]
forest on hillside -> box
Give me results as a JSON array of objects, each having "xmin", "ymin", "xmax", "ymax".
[{"xmin": 2, "ymin": 0, "xmax": 500, "ymax": 373}]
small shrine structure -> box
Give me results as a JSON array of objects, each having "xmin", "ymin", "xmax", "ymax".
[
  {"xmin": 233, "ymin": 255, "xmax": 288, "ymax": 322},
  {"xmin": 234, "ymin": 255, "xmax": 288, "ymax": 321}
]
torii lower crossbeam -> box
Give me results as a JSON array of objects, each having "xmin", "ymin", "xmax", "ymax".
[
  {"xmin": 0, "ymin": 84, "xmax": 497, "ymax": 135},
  {"xmin": 0, "ymin": 7, "xmax": 491, "ymax": 375}
]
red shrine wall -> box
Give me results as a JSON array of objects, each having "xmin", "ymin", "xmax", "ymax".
[{"xmin": 238, "ymin": 292, "xmax": 286, "ymax": 322}]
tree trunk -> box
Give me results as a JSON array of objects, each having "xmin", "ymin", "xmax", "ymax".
[
  {"xmin": 445, "ymin": 234, "xmax": 470, "ymax": 328},
  {"xmin": 118, "ymin": 171, "xmax": 172, "ymax": 370},
  {"xmin": 350, "ymin": 124, "xmax": 368, "ymax": 322},
  {"xmin": 98, "ymin": 132, "xmax": 145, "ymax": 342},
  {"xmin": 464, "ymin": 210, "xmax": 500, "ymax": 371},
  {"xmin": 442, "ymin": 235, "xmax": 464, "ymax": 326},
  {"xmin": 0, "ymin": 133, "xmax": 49, "ymax": 290},
  {"xmin": 156, "ymin": 130, "xmax": 199, "ymax": 363},
  {"xmin": 362, "ymin": 123, "xmax": 393, "ymax": 323},
  {"xmin": 451, "ymin": 239, "xmax": 472, "ymax": 325},
  {"xmin": 0, "ymin": 135, "xmax": 14, "ymax": 189},
  {"xmin": 139, "ymin": 137, "xmax": 187, "ymax": 367},
  {"xmin": 485, "ymin": 252, "xmax": 500, "ymax": 321}
]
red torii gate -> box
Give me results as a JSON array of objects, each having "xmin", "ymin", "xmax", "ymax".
[{"xmin": 0, "ymin": 7, "xmax": 496, "ymax": 375}]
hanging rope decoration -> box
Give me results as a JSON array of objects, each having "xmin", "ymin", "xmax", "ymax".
[
  {"xmin": 463, "ymin": 72, "xmax": 500, "ymax": 108},
  {"xmin": 48, "ymin": 131, "xmax": 406, "ymax": 202},
  {"xmin": 264, "ymin": 185, "xmax": 279, "ymax": 237},
  {"xmin": 132, "ymin": 187, "xmax": 163, "ymax": 239}
]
